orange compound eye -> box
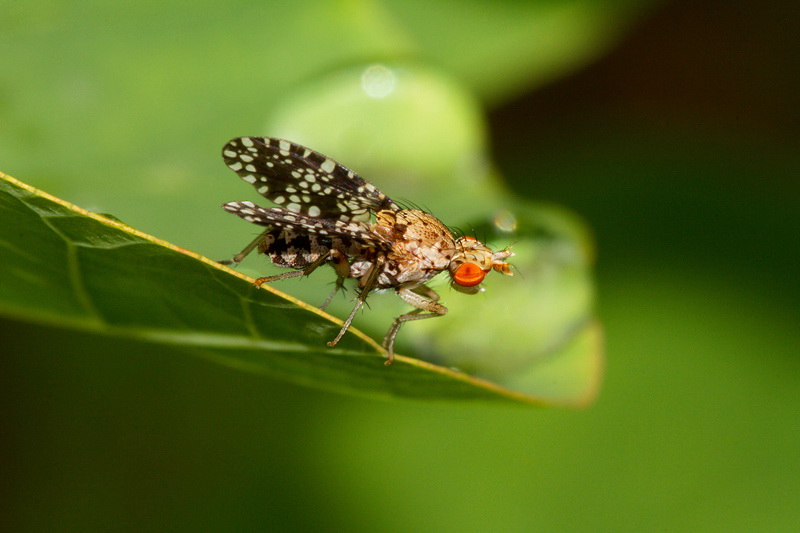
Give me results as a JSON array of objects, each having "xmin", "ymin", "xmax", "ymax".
[{"xmin": 453, "ymin": 262, "xmax": 487, "ymax": 287}]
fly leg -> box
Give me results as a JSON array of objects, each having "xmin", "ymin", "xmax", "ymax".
[
  {"xmin": 219, "ymin": 229, "xmax": 271, "ymax": 266},
  {"xmin": 382, "ymin": 284, "xmax": 446, "ymax": 365},
  {"xmin": 319, "ymin": 250, "xmax": 350, "ymax": 311},
  {"xmin": 327, "ymin": 257, "xmax": 383, "ymax": 349},
  {"xmin": 254, "ymin": 250, "xmax": 331, "ymax": 287}
]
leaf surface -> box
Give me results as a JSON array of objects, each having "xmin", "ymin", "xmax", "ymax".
[{"xmin": 2, "ymin": 172, "xmax": 596, "ymax": 404}]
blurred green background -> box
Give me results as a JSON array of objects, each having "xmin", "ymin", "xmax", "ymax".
[{"xmin": 2, "ymin": 1, "xmax": 799, "ymax": 531}]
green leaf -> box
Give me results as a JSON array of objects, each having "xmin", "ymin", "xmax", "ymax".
[{"xmin": 0, "ymin": 171, "xmax": 599, "ymax": 404}]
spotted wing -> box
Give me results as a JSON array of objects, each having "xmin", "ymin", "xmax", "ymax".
[
  {"xmin": 222, "ymin": 137, "xmax": 396, "ymax": 223},
  {"xmin": 222, "ymin": 201, "xmax": 391, "ymax": 250}
]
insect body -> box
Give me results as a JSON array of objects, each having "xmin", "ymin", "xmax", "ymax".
[{"xmin": 221, "ymin": 137, "xmax": 513, "ymax": 364}]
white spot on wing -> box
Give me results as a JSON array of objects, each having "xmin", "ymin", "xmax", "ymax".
[{"xmin": 321, "ymin": 159, "xmax": 336, "ymax": 173}]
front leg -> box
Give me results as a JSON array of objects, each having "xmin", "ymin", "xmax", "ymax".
[{"xmin": 383, "ymin": 285, "xmax": 447, "ymax": 365}]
